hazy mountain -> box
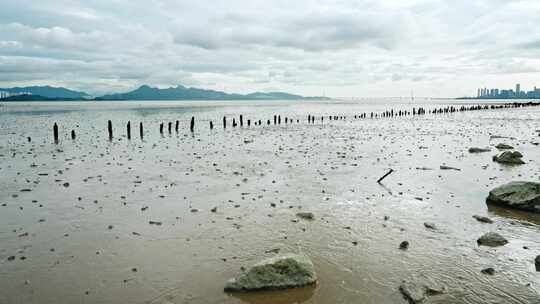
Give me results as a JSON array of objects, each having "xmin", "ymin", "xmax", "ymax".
[
  {"xmin": 96, "ymin": 85, "xmax": 329, "ymax": 101},
  {"xmin": 0, "ymin": 86, "xmax": 90, "ymax": 99},
  {"xmin": 0, "ymin": 84, "xmax": 329, "ymax": 101}
]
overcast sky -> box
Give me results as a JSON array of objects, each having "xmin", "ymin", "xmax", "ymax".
[{"xmin": 0, "ymin": 0, "xmax": 539, "ymax": 97}]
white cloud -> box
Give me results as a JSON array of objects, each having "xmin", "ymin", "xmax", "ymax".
[{"xmin": 0, "ymin": 0, "xmax": 538, "ymax": 97}]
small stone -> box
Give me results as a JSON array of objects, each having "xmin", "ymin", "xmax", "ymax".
[
  {"xmin": 481, "ymin": 267, "xmax": 495, "ymax": 275},
  {"xmin": 473, "ymin": 215, "xmax": 493, "ymax": 223},
  {"xmin": 296, "ymin": 212, "xmax": 314, "ymax": 220},
  {"xmin": 492, "ymin": 151, "xmax": 525, "ymax": 165},
  {"xmin": 495, "ymin": 143, "xmax": 513, "ymax": 150},
  {"xmin": 423, "ymin": 222, "xmax": 436, "ymax": 230},
  {"xmin": 468, "ymin": 147, "xmax": 491, "ymax": 153},
  {"xmin": 399, "ymin": 241, "xmax": 409, "ymax": 250},
  {"xmin": 477, "ymin": 232, "xmax": 508, "ymax": 247}
]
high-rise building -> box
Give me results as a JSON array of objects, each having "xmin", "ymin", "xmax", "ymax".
[{"xmin": 516, "ymin": 84, "xmax": 521, "ymax": 96}]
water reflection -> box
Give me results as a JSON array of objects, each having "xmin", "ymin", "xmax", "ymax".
[
  {"xmin": 487, "ymin": 204, "xmax": 540, "ymax": 225},
  {"xmin": 229, "ymin": 285, "xmax": 316, "ymax": 304}
]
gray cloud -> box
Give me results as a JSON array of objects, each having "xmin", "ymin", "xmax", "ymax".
[{"xmin": 0, "ymin": 0, "xmax": 539, "ymax": 97}]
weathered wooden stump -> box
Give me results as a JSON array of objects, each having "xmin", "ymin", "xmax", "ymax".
[
  {"xmin": 210, "ymin": 121, "xmax": 214, "ymax": 130},
  {"xmin": 127, "ymin": 121, "xmax": 131, "ymax": 140},
  {"xmin": 223, "ymin": 116, "xmax": 227, "ymax": 129},
  {"xmin": 53, "ymin": 123, "xmax": 59, "ymax": 144},
  {"xmin": 168, "ymin": 122, "xmax": 172, "ymax": 134},
  {"xmin": 139, "ymin": 122, "xmax": 144, "ymax": 139},
  {"xmin": 71, "ymin": 130, "xmax": 76, "ymax": 140},
  {"xmin": 190, "ymin": 117, "xmax": 195, "ymax": 132},
  {"xmin": 175, "ymin": 120, "xmax": 179, "ymax": 132},
  {"xmin": 240, "ymin": 115, "xmax": 243, "ymax": 127},
  {"xmin": 108, "ymin": 120, "xmax": 113, "ymax": 140},
  {"xmin": 160, "ymin": 123, "xmax": 164, "ymax": 134}
]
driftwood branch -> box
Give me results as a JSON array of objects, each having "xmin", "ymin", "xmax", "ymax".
[{"xmin": 377, "ymin": 169, "xmax": 394, "ymax": 184}]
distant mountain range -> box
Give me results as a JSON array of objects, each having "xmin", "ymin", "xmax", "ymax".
[
  {"xmin": 0, "ymin": 85, "xmax": 329, "ymax": 101},
  {"xmin": 0, "ymin": 85, "xmax": 90, "ymax": 99}
]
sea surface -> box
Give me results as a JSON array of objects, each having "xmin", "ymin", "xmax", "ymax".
[{"xmin": 0, "ymin": 98, "xmax": 539, "ymax": 304}]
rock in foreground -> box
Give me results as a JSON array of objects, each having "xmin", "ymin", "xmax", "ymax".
[
  {"xmin": 486, "ymin": 181, "xmax": 540, "ymax": 213},
  {"xmin": 492, "ymin": 151, "xmax": 525, "ymax": 165},
  {"xmin": 477, "ymin": 232, "xmax": 508, "ymax": 247},
  {"xmin": 224, "ymin": 254, "xmax": 317, "ymax": 292}
]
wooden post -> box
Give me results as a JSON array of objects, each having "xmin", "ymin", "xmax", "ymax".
[
  {"xmin": 127, "ymin": 121, "xmax": 131, "ymax": 140},
  {"xmin": 168, "ymin": 122, "xmax": 172, "ymax": 134},
  {"xmin": 377, "ymin": 169, "xmax": 394, "ymax": 183},
  {"xmin": 71, "ymin": 130, "xmax": 76, "ymax": 140},
  {"xmin": 210, "ymin": 121, "xmax": 214, "ymax": 130},
  {"xmin": 223, "ymin": 116, "xmax": 226, "ymax": 129},
  {"xmin": 240, "ymin": 115, "xmax": 243, "ymax": 127},
  {"xmin": 139, "ymin": 122, "xmax": 144, "ymax": 139},
  {"xmin": 175, "ymin": 120, "xmax": 179, "ymax": 132},
  {"xmin": 53, "ymin": 123, "xmax": 59, "ymax": 144},
  {"xmin": 27, "ymin": 137, "xmax": 31, "ymax": 143},
  {"xmin": 108, "ymin": 120, "xmax": 113, "ymax": 140},
  {"xmin": 190, "ymin": 116, "xmax": 195, "ymax": 132},
  {"xmin": 247, "ymin": 119, "xmax": 251, "ymax": 127},
  {"xmin": 278, "ymin": 115, "xmax": 281, "ymax": 124},
  {"xmin": 160, "ymin": 123, "xmax": 163, "ymax": 134}
]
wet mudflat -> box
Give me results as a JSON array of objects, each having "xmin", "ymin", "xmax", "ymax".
[{"xmin": 0, "ymin": 99, "xmax": 539, "ymax": 304}]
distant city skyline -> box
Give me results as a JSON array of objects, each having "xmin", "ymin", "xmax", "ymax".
[{"xmin": 476, "ymin": 83, "xmax": 540, "ymax": 99}]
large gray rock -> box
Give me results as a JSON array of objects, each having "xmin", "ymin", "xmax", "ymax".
[
  {"xmin": 477, "ymin": 232, "xmax": 508, "ymax": 247},
  {"xmin": 493, "ymin": 151, "xmax": 525, "ymax": 165},
  {"xmin": 486, "ymin": 181, "xmax": 540, "ymax": 213},
  {"xmin": 224, "ymin": 254, "xmax": 317, "ymax": 292}
]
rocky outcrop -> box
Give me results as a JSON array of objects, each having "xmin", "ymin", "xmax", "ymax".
[
  {"xmin": 224, "ymin": 254, "xmax": 317, "ymax": 292},
  {"xmin": 492, "ymin": 151, "xmax": 525, "ymax": 165},
  {"xmin": 477, "ymin": 232, "xmax": 508, "ymax": 247},
  {"xmin": 486, "ymin": 181, "xmax": 540, "ymax": 213}
]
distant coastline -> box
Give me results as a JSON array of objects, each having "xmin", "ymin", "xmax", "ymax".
[{"xmin": 0, "ymin": 84, "xmax": 330, "ymax": 102}]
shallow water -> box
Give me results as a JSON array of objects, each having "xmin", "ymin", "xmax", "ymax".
[{"xmin": 0, "ymin": 99, "xmax": 539, "ymax": 304}]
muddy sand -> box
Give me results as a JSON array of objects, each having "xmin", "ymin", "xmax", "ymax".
[{"xmin": 0, "ymin": 99, "xmax": 539, "ymax": 304}]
